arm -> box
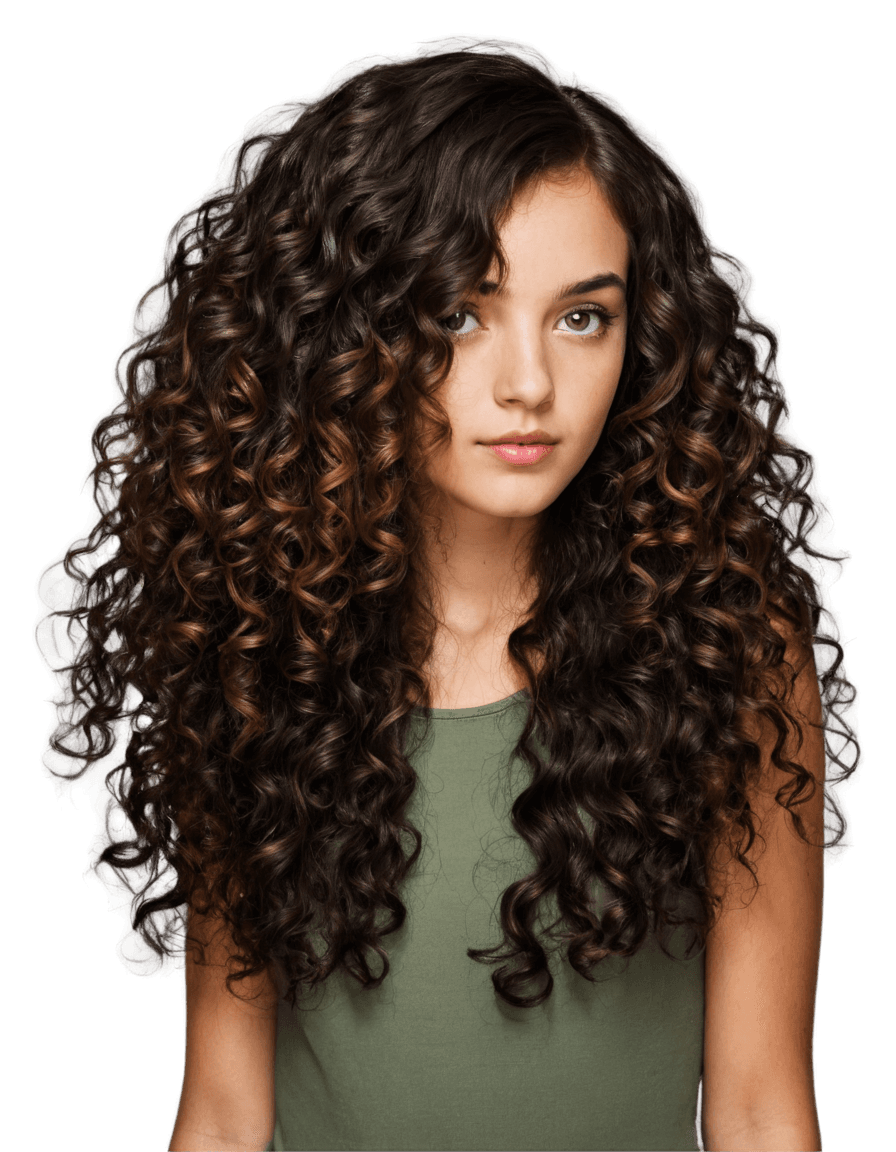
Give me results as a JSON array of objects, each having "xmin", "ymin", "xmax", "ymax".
[
  {"xmin": 169, "ymin": 903, "xmax": 279, "ymax": 1152},
  {"xmin": 701, "ymin": 617, "xmax": 825, "ymax": 1152}
]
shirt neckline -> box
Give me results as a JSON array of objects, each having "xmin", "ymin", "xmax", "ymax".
[{"xmin": 411, "ymin": 687, "xmax": 529, "ymax": 720}]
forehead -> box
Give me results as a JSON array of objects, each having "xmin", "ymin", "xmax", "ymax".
[{"xmin": 486, "ymin": 167, "xmax": 630, "ymax": 289}]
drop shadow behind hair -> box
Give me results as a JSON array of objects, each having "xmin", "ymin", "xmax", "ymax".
[{"xmin": 39, "ymin": 40, "xmax": 859, "ymax": 1010}]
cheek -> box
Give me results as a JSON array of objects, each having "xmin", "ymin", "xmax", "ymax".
[
  {"xmin": 576, "ymin": 356, "xmax": 622, "ymax": 415},
  {"xmin": 596, "ymin": 334, "xmax": 626, "ymax": 397}
]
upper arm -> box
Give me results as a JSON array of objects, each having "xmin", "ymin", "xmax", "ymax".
[
  {"xmin": 170, "ymin": 904, "xmax": 279, "ymax": 1151},
  {"xmin": 701, "ymin": 619, "xmax": 825, "ymax": 1145}
]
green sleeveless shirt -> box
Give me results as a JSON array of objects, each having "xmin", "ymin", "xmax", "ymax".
[{"xmin": 265, "ymin": 690, "xmax": 705, "ymax": 1151}]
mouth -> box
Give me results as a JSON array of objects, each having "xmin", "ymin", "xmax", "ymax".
[{"xmin": 483, "ymin": 442, "xmax": 556, "ymax": 465}]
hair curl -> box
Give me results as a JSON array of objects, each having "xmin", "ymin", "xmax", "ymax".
[{"xmin": 39, "ymin": 40, "xmax": 859, "ymax": 1010}]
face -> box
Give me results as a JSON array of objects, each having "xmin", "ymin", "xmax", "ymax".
[{"xmin": 421, "ymin": 165, "xmax": 630, "ymax": 537}]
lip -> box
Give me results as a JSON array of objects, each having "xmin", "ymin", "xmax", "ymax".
[
  {"xmin": 485, "ymin": 443, "xmax": 556, "ymax": 465},
  {"xmin": 480, "ymin": 429, "xmax": 558, "ymax": 445}
]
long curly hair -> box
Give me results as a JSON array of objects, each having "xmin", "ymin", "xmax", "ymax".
[{"xmin": 39, "ymin": 40, "xmax": 859, "ymax": 1010}]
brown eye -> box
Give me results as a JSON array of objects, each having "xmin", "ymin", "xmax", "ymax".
[
  {"xmin": 441, "ymin": 309, "xmax": 480, "ymax": 338},
  {"xmin": 557, "ymin": 305, "xmax": 615, "ymax": 339}
]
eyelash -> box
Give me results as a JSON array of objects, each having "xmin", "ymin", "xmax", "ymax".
[{"xmin": 441, "ymin": 302, "xmax": 619, "ymax": 342}]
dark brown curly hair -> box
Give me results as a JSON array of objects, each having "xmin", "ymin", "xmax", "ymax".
[{"xmin": 39, "ymin": 41, "xmax": 858, "ymax": 1011}]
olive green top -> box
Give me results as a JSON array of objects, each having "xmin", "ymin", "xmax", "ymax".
[{"xmin": 266, "ymin": 690, "xmax": 704, "ymax": 1151}]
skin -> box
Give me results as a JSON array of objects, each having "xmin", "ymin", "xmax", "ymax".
[{"xmin": 417, "ymin": 164, "xmax": 630, "ymax": 705}]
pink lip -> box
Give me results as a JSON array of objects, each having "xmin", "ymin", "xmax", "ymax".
[{"xmin": 485, "ymin": 443, "xmax": 556, "ymax": 465}]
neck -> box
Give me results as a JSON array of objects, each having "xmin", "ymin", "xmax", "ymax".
[{"xmin": 416, "ymin": 501, "xmax": 540, "ymax": 641}]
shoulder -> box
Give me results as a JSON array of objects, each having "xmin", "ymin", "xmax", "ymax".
[{"xmin": 745, "ymin": 601, "xmax": 824, "ymax": 807}]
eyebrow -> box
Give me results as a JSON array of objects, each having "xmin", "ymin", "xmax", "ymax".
[{"xmin": 474, "ymin": 271, "xmax": 627, "ymax": 300}]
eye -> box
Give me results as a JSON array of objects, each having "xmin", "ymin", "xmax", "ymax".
[
  {"xmin": 441, "ymin": 309, "xmax": 480, "ymax": 337},
  {"xmin": 557, "ymin": 306, "xmax": 611, "ymax": 337}
]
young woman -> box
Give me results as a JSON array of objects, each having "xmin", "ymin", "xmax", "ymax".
[{"xmin": 43, "ymin": 43, "xmax": 858, "ymax": 1152}]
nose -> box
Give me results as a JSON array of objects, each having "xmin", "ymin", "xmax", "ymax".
[{"xmin": 492, "ymin": 320, "xmax": 555, "ymax": 409}]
